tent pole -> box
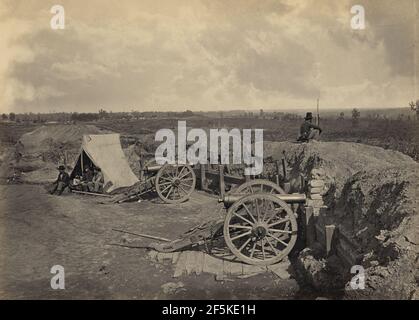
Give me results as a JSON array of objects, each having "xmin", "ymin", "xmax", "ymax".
[{"xmin": 81, "ymin": 150, "xmax": 84, "ymax": 173}]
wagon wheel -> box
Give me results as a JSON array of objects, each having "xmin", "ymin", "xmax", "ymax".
[
  {"xmin": 223, "ymin": 193, "xmax": 297, "ymax": 265},
  {"xmin": 155, "ymin": 164, "xmax": 196, "ymax": 204},
  {"xmin": 235, "ymin": 179, "xmax": 286, "ymax": 195}
]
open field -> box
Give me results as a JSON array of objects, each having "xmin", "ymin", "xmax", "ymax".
[{"xmin": 92, "ymin": 117, "xmax": 419, "ymax": 161}]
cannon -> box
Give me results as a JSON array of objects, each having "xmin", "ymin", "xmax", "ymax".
[
  {"xmin": 219, "ymin": 179, "xmax": 306, "ymax": 265},
  {"xmin": 141, "ymin": 162, "xmax": 197, "ymax": 204},
  {"xmin": 149, "ymin": 179, "xmax": 306, "ymax": 266}
]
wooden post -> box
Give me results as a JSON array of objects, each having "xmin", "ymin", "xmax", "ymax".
[
  {"xmin": 275, "ymin": 160, "xmax": 281, "ymax": 180},
  {"xmin": 219, "ymin": 165, "xmax": 225, "ymax": 197},
  {"xmin": 245, "ymin": 174, "xmax": 251, "ymax": 182},
  {"xmin": 325, "ymin": 224, "xmax": 336, "ymax": 256},
  {"xmin": 200, "ymin": 164, "xmax": 207, "ymax": 190},
  {"xmin": 281, "ymin": 158, "xmax": 287, "ymax": 181},
  {"xmin": 283, "ymin": 182, "xmax": 291, "ymax": 193},
  {"xmin": 304, "ymin": 206, "xmax": 315, "ymax": 246},
  {"xmin": 275, "ymin": 174, "xmax": 279, "ymax": 186},
  {"xmin": 300, "ymin": 174, "xmax": 305, "ymax": 192}
]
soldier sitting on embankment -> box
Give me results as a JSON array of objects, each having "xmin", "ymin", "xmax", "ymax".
[{"xmin": 297, "ymin": 112, "xmax": 322, "ymax": 142}]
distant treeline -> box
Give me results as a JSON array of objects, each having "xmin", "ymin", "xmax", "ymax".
[{"xmin": 1, "ymin": 107, "xmax": 416, "ymax": 123}]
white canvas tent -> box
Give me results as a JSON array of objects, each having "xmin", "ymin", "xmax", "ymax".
[{"xmin": 71, "ymin": 134, "xmax": 139, "ymax": 193}]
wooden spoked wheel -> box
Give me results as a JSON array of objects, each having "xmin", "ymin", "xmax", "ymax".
[
  {"xmin": 155, "ymin": 164, "xmax": 196, "ymax": 204},
  {"xmin": 235, "ymin": 179, "xmax": 286, "ymax": 195},
  {"xmin": 223, "ymin": 193, "xmax": 297, "ymax": 265}
]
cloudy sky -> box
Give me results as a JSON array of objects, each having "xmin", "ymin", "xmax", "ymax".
[{"xmin": 0, "ymin": 0, "xmax": 417, "ymax": 113}]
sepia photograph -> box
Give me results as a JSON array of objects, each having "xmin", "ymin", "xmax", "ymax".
[{"xmin": 0, "ymin": 0, "xmax": 417, "ymax": 306}]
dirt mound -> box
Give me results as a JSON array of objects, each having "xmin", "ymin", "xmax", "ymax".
[
  {"xmin": 269, "ymin": 141, "xmax": 418, "ymax": 299},
  {"xmin": 263, "ymin": 141, "xmax": 416, "ymax": 196},
  {"xmin": 20, "ymin": 124, "xmax": 105, "ymax": 153},
  {"xmin": 0, "ymin": 124, "xmax": 110, "ymax": 183}
]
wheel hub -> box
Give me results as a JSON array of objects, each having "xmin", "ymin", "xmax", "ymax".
[
  {"xmin": 252, "ymin": 223, "xmax": 268, "ymax": 239},
  {"xmin": 172, "ymin": 178, "xmax": 181, "ymax": 186}
]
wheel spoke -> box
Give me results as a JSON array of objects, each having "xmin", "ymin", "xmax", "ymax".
[
  {"xmin": 229, "ymin": 224, "xmax": 252, "ymax": 230},
  {"xmin": 268, "ymin": 217, "xmax": 290, "ymax": 228},
  {"xmin": 238, "ymin": 238, "xmax": 252, "ymax": 252},
  {"xmin": 166, "ymin": 186, "xmax": 174, "ymax": 199},
  {"xmin": 230, "ymin": 230, "xmax": 251, "ymax": 241},
  {"xmin": 265, "ymin": 237, "xmax": 280, "ymax": 254},
  {"xmin": 178, "ymin": 184, "xmax": 188, "ymax": 195},
  {"xmin": 232, "ymin": 212, "xmax": 254, "ymax": 226},
  {"xmin": 180, "ymin": 182, "xmax": 193, "ymax": 189},
  {"xmin": 160, "ymin": 184, "xmax": 171, "ymax": 194},
  {"xmin": 266, "ymin": 232, "xmax": 289, "ymax": 247},
  {"xmin": 242, "ymin": 203, "xmax": 257, "ymax": 223},
  {"xmin": 254, "ymin": 199, "xmax": 261, "ymax": 222},
  {"xmin": 178, "ymin": 170, "xmax": 192, "ymax": 179},
  {"xmin": 268, "ymin": 228, "xmax": 293, "ymax": 234},
  {"xmin": 177, "ymin": 166, "xmax": 186, "ymax": 178}
]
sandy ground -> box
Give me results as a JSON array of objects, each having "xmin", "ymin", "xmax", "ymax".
[{"xmin": 0, "ymin": 184, "xmax": 304, "ymax": 300}]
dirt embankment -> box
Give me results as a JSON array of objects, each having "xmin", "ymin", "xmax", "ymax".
[{"xmin": 263, "ymin": 141, "xmax": 418, "ymax": 299}]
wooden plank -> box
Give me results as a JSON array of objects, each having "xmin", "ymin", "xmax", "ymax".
[
  {"xmin": 202, "ymin": 254, "xmax": 223, "ymax": 275},
  {"xmin": 242, "ymin": 264, "xmax": 265, "ymax": 276},
  {"xmin": 171, "ymin": 252, "xmax": 180, "ymax": 264},
  {"xmin": 185, "ymin": 251, "xmax": 197, "ymax": 275},
  {"xmin": 229, "ymin": 262, "xmax": 244, "ymax": 276},
  {"xmin": 223, "ymin": 259, "xmax": 232, "ymax": 276},
  {"xmin": 195, "ymin": 252, "xmax": 204, "ymax": 275},
  {"xmin": 173, "ymin": 252, "xmax": 188, "ymax": 278}
]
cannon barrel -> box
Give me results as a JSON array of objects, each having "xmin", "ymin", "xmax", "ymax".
[
  {"xmin": 145, "ymin": 165, "xmax": 164, "ymax": 172},
  {"xmin": 219, "ymin": 193, "xmax": 306, "ymax": 206}
]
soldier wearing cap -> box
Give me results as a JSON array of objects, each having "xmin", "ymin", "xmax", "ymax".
[
  {"xmin": 50, "ymin": 165, "xmax": 70, "ymax": 195},
  {"xmin": 297, "ymin": 112, "xmax": 322, "ymax": 142}
]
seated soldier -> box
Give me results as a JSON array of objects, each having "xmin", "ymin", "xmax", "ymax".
[
  {"xmin": 70, "ymin": 175, "xmax": 82, "ymax": 191},
  {"xmin": 88, "ymin": 167, "xmax": 104, "ymax": 193},
  {"xmin": 297, "ymin": 112, "xmax": 322, "ymax": 142},
  {"xmin": 50, "ymin": 165, "xmax": 70, "ymax": 195},
  {"xmin": 81, "ymin": 167, "xmax": 93, "ymax": 191}
]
